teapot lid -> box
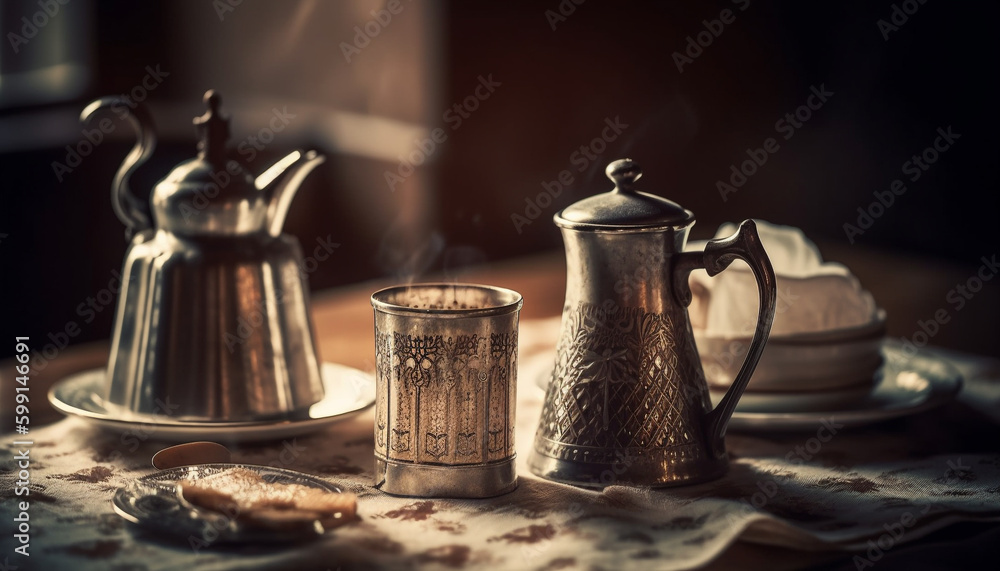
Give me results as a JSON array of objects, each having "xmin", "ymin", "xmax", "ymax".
[
  {"xmin": 152, "ymin": 91, "xmax": 263, "ymax": 235},
  {"xmin": 158, "ymin": 90, "xmax": 254, "ymax": 190},
  {"xmin": 555, "ymin": 159, "xmax": 694, "ymax": 230}
]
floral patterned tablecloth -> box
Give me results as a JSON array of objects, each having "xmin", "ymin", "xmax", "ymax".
[{"xmin": 2, "ymin": 318, "xmax": 999, "ymax": 570}]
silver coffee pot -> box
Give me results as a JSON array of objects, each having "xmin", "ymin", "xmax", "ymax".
[
  {"xmin": 84, "ymin": 90, "xmax": 326, "ymax": 421},
  {"xmin": 528, "ymin": 159, "xmax": 777, "ymax": 487}
]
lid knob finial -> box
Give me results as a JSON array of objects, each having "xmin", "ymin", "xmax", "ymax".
[
  {"xmin": 606, "ymin": 158, "xmax": 642, "ymax": 192},
  {"xmin": 193, "ymin": 90, "xmax": 230, "ymax": 163}
]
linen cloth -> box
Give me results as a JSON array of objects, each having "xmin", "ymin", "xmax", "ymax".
[{"xmin": 2, "ymin": 318, "xmax": 999, "ymax": 570}]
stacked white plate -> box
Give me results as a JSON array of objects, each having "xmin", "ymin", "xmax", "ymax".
[{"xmin": 697, "ymin": 310, "xmax": 887, "ymax": 413}]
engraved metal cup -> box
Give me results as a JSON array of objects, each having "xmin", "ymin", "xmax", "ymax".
[
  {"xmin": 528, "ymin": 159, "xmax": 777, "ymax": 488},
  {"xmin": 371, "ymin": 283, "xmax": 522, "ymax": 498}
]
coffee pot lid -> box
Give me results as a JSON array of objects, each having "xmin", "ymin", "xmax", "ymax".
[{"xmin": 555, "ymin": 159, "xmax": 694, "ymax": 230}]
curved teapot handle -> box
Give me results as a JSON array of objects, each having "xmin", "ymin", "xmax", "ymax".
[
  {"xmin": 81, "ymin": 98, "xmax": 156, "ymax": 237},
  {"xmin": 674, "ymin": 220, "xmax": 776, "ymax": 457}
]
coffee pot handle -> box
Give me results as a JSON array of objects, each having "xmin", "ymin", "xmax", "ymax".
[{"xmin": 674, "ymin": 219, "xmax": 776, "ymax": 457}]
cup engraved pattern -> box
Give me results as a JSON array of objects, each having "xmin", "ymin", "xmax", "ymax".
[{"xmin": 375, "ymin": 327, "xmax": 517, "ymax": 465}]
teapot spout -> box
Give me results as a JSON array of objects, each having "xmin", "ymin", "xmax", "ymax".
[{"xmin": 256, "ymin": 150, "xmax": 326, "ymax": 236}]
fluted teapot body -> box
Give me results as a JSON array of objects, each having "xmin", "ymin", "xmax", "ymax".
[{"xmin": 83, "ymin": 91, "xmax": 327, "ymax": 421}]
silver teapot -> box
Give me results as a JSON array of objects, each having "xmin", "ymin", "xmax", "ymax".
[
  {"xmin": 84, "ymin": 90, "xmax": 326, "ymax": 421},
  {"xmin": 528, "ymin": 159, "xmax": 777, "ymax": 487}
]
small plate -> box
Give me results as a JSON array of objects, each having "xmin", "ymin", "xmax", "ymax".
[
  {"xmin": 532, "ymin": 345, "xmax": 962, "ymax": 432},
  {"xmin": 713, "ymin": 381, "xmax": 877, "ymax": 414},
  {"xmin": 113, "ymin": 463, "xmax": 344, "ymax": 544},
  {"xmin": 49, "ymin": 363, "xmax": 375, "ymax": 442},
  {"xmin": 722, "ymin": 345, "xmax": 962, "ymax": 431}
]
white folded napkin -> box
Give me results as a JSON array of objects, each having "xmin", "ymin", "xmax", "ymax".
[{"xmin": 687, "ymin": 221, "xmax": 878, "ymax": 337}]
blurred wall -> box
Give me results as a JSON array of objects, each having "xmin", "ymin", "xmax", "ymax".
[
  {"xmin": 437, "ymin": 1, "xmax": 997, "ymax": 259},
  {"xmin": 433, "ymin": 0, "xmax": 999, "ymax": 354},
  {"xmin": 1, "ymin": 0, "xmax": 997, "ymax": 358}
]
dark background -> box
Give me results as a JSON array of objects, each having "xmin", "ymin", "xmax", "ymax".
[{"xmin": 1, "ymin": 0, "xmax": 997, "ymax": 358}]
